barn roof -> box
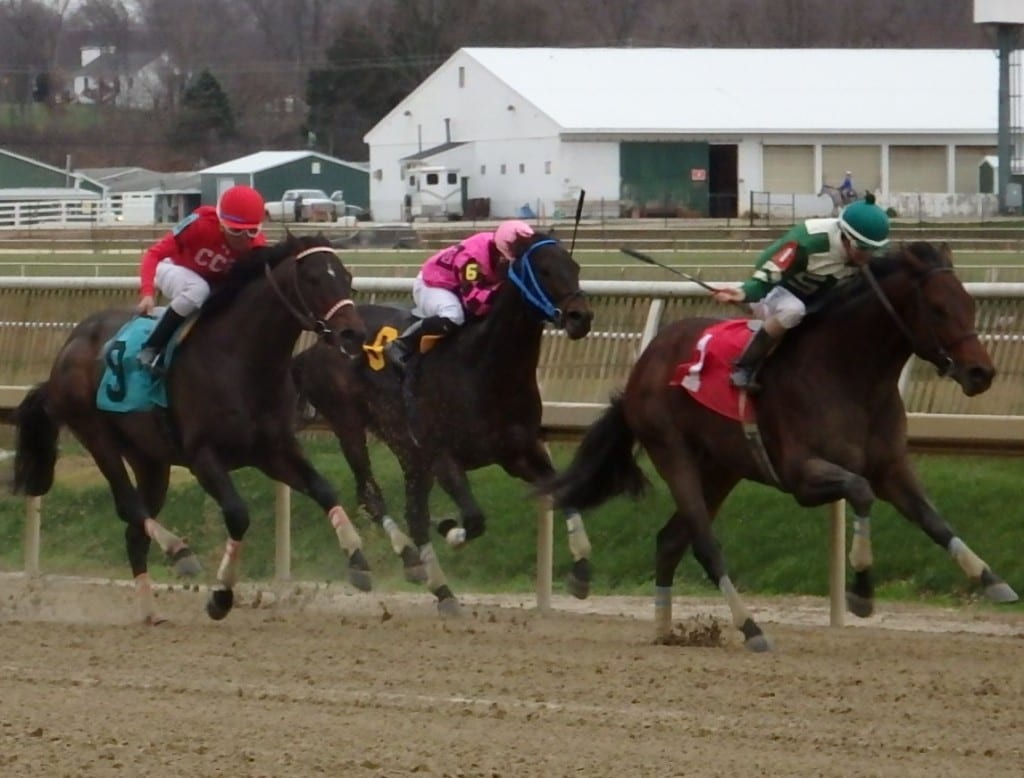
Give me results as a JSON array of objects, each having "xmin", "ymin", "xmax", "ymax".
[
  {"xmin": 460, "ymin": 48, "xmax": 999, "ymax": 135},
  {"xmin": 78, "ymin": 167, "xmax": 200, "ymax": 193},
  {"xmin": 201, "ymin": 151, "xmax": 366, "ymax": 174}
]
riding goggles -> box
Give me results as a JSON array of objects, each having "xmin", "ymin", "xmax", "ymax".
[{"xmin": 222, "ymin": 224, "xmax": 262, "ymax": 238}]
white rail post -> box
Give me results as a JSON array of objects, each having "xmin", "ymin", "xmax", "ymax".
[
  {"xmin": 829, "ymin": 500, "xmax": 846, "ymax": 627},
  {"xmin": 274, "ymin": 483, "xmax": 291, "ymax": 581},
  {"xmin": 536, "ymin": 494, "xmax": 554, "ymax": 613},
  {"xmin": 25, "ymin": 496, "xmax": 41, "ymax": 577}
]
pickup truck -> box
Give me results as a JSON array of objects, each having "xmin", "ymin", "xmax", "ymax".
[{"xmin": 263, "ymin": 189, "xmax": 336, "ymax": 222}]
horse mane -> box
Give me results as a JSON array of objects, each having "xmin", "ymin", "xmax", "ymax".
[
  {"xmin": 199, "ymin": 233, "xmax": 327, "ymax": 320},
  {"xmin": 808, "ymin": 241, "xmax": 950, "ymax": 322}
]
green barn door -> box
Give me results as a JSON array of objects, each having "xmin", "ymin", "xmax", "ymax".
[{"xmin": 620, "ymin": 142, "xmax": 710, "ymax": 217}]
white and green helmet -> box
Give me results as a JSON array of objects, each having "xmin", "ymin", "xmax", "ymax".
[{"xmin": 838, "ymin": 193, "xmax": 890, "ymax": 249}]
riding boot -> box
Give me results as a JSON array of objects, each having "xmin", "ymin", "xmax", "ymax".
[
  {"xmin": 730, "ymin": 327, "xmax": 781, "ymax": 391},
  {"xmin": 384, "ymin": 316, "xmax": 457, "ymax": 374},
  {"xmin": 137, "ymin": 308, "xmax": 187, "ymax": 373}
]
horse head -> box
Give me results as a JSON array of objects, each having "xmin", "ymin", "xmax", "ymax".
[
  {"xmin": 506, "ymin": 233, "xmax": 593, "ymax": 340},
  {"xmin": 268, "ymin": 233, "xmax": 367, "ymax": 356},
  {"xmin": 888, "ymin": 241, "xmax": 994, "ymax": 397}
]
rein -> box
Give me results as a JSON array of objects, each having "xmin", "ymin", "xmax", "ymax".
[
  {"xmin": 860, "ymin": 263, "xmax": 971, "ymax": 377},
  {"xmin": 263, "ymin": 245, "xmax": 354, "ymax": 338}
]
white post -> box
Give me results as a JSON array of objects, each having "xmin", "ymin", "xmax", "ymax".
[
  {"xmin": 829, "ymin": 500, "xmax": 846, "ymax": 627},
  {"xmin": 536, "ymin": 497, "xmax": 553, "ymax": 613},
  {"xmin": 274, "ymin": 483, "xmax": 291, "ymax": 581},
  {"xmin": 24, "ymin": 496, "xmax": 41, "ymax": 577}
]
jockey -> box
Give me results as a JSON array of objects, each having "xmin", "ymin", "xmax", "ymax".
[
  {"xmin": 384, "ymin": 219, "xmax": 536, "ymax": 371},
  {"xmin": 838, "ymin": 170, "xmax": 856, "ymax": 201},
  {"xmin": 712, "ymin": 193, "xmax": 890, "ymax": 390},
  {"xmin": 136, "ymin": 185, "xmax": 267, "ymax": 372}
]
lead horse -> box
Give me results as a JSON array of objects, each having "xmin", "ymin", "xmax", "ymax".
[
  {"xmin": 547, "ymin": 241, "xmax": 1017, "ymax": 651},
  {"xmin": 293, "ymin": 231, "xmax": 594, "ymax": 614},
  {"xmin": 12, "ymin": 234, "xmax": 369, "ymax": 623}
]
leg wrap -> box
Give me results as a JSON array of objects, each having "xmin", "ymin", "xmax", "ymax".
[
  {"xmin": 216, "ymin": 538, "xmax": 243, "ymax": 590},
  {"xmin": 654, "ymin": 585, "xmax": 673, "ymax": 640},
  {"xmin": 849, "ymin": 516, "xmax": 873, "ymax": 571},
  {"xmin": 144, "ymin": 518, "xmax": 183, "ymax": 554},
  {"xmin": 948, "ymin": 537, "xmax": 985, "ymax": 579},
  {"xmin": 330, "ymin": 506, "xmax": 362, "ymax": 554},
  {"xmin": 564, "ymin": 510, "xmax": 592, "ymax": 560},
  {"xmin": 419, "ymin": 543, "xmax": 448, "ymax": 590}
]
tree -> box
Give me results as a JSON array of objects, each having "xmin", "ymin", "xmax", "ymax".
[{"xmin": 169, "ymin": 69, "xmax": 236, "ymax": 152}]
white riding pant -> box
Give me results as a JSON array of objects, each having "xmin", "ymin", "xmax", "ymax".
[
  {"xmin": 154, "ymin": 259, "xmax": 210, "ymax": 317},
  {"xmin": 412, "ymin": 273, "xmax": 465, "ymax": 325},
  {"xmin": 749, "ymin": 285, "xmax": 806, "ymax": 330}
]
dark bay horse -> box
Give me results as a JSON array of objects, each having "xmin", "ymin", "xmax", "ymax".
[
  {"xmin": 12, "ymin": 234, "xmax": 369, "ymax": 623},
  {"xmin": 547, "ymin": 241, "xmax": 1016, "ymax": 651},
  {"xmin": 292, "ymin": 232, "xmax": 594, "ymax": 614}
]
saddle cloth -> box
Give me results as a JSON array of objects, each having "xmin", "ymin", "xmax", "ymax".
[
  {"xmin": 669, "ymin": 319, "xmax": 757, "ymax": 423},
  {"xmin": 96, "ymin": 315, "xmax": 177, "ymax": 412}
]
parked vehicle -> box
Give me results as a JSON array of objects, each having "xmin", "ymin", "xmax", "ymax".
[{"xmin": 264, "ymin": 189, "xmax": 336, "ymax": 222}]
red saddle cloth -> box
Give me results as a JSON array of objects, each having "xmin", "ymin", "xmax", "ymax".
[{"xmin": 669, "ymin": 319, "xmax": 757, "ymax": 422}]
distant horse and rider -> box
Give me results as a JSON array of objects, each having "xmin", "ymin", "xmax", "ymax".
[
  {"xmin": 546, "ymin": 239, "xmax": 1015, "ymax": 651},
  {"xmin": 819, "ymin": 171, "xmax": 859, "ymax": 216},
  {"xmin": 12, "ymin": 231, "xmax": 369, "ymax": 623},
  {"xmin": 292, "ymin": 221, "xmax": 594, "ymax": 615}
]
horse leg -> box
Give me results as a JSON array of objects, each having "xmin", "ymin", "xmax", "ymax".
[
  {"xmin": 503, "ymin": 443, "xmax": 595, "ymax": 600},
  {"xmin": 399, "ymin": 453, "xmax": 460, "ymax": 616},
  {"xmin": 789, "ymin": 457, "xmax": 879, "ymax": 617},
  {"xmin": 256, "ymin": 442, "xmax": 372, "ymax": 593},
  {"xmin": 648, "ymin": 442, "xmax": 770, "ymax": 651},
  {"xmin": 873, "ymin": 459, "xmax": 1018, "ymax": 604},
  {"xmin": 70, "ymin": 419, "xmax": 196, "ymax": 623},
  {"xmin": 433, "ymin": 455, "xmax": 483, "ymax": 547}
]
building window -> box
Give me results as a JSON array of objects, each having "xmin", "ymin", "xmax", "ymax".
[
  {"xmin": 447, "ymin": 172, "xmax": 458, "ymax": 184},
  {"xmin": 426, "ymin": 173, "xmax": 439, "ymax": 185},
  {"xmin": 373, "ymin": 169, "xmax": 382, "ymax": 181},
  {"xmin": 500, "ymin": 164, "xmax": 507, "ymax": 175},
  {"xmin": 409, "ymin": 176, "xmax": 415, "ymax": 186},
  {"xmin": 480, "ymin": 165, "xmax": 486, "ymax": 175},
  {"xmin": 519, "ymin": 163, "xmax": 525, "ymax": 174},
  {"xmin": 545, "ymin": 161, "xmax": 552, "ymax": 174},
  {"xmin": 311, "ymin": 162, "xmax": 321, "ymax": 174},
  {"xmin": 458, "ymin": 66, "xmax": 465, "ymax": 87}
]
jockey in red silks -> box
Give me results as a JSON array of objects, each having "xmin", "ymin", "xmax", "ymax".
[
  {"xmin": 385, "ymin": 219, "xmax": 536, "ymax": 371},
  {"xmin": 136, "ymin": 185, "xmax": 267, "ymax": 372}
]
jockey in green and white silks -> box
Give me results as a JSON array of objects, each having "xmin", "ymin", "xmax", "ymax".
[{"xmin": 713, "ymin": 193, "xmax": 891, "ymax": 389}]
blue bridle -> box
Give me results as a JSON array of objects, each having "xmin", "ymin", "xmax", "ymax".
[{"xmin": 506, "ymin": 238, "xmax": 561, "ymax": 322}]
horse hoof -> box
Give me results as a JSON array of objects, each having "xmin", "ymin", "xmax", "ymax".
[
  {"xmin": 347, "ymin": 549, "xmax": 373, "ymax": 592},
  {"xmin": 437, "ymin": 597, "xmax": 462, "ymax": 618},
  {"xmin": 744, "ymin": 634, "xmax": 773, "ymax": 653},
  {"xmin": 846, "ymin": 591, "xmax": 874, "ymax": 618},
  {"xmin": 168, "ymin": 546, "xmax": 202, "ymax": 577},
  {"xmin": 445, "ymin": 527, "xmax": 467, "ymax": 548},
  {"xmin": 985, "ymin": 582, "xmax": 1019, "ymax": 603},
  {"xmin": 400, "ymin": 546, "xmax": 428, "ymax": 584},
  {"xmin": 206, "ymin": 588, "xmax": 234, "ymax": 621},
  {"xmin": 566, "ymin": 558, "xmax": 592, "ymax": 600}
]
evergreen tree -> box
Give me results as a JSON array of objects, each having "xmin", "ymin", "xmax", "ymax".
[{"xmin": 169, "ymin": 69, "xmax": 236, "ymax": 148}]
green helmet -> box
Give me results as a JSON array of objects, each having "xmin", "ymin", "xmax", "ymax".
[{"xmin": 838, "ymin": 193, "xmax": 890, "ymax": 249}]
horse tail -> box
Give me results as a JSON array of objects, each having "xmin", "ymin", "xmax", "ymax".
[
  {"xmin": 546, "ymin": 394, "xmax": 647, "ymax": 510},
  {"xmin": 12, "ymin": 383, "xmax": 60, "ymax": 496}
]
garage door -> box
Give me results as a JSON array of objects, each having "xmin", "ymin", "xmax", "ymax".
[{"xmin": 763, "ymin": 146, "xmax": 813, "ymax": 193}]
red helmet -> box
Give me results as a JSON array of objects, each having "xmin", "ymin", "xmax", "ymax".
[{"xmin": 217, "ymin": 185, "xmax": 265, "ymax": 230}]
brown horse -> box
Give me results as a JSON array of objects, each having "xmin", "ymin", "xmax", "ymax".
[
  {"xmin": 546, "ymin": 241, "xmax": 1016, "ymax": 651},
  {"xmin": 292, "ymin": 233, "xmax": 594, "ymax": 615},
  {"xmin": 12, "ymin": 234, "xmax": 368, "ymax": 623}
]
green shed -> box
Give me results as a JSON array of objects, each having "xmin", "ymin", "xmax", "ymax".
[
  {"xmin": 0, "ymin": 148, "xmax": 104, "ymax": 194},
  {"xmin": 199, "ymin": 151, "xmax": 369, "ymax": 211}
]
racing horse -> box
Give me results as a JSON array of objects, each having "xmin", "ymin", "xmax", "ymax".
[
  {"xmin": 12, "ymin": 233, "xmax": 369, "ymax": 623},
  {"xmin": 292, "ymin": 231, "xmax": 594, "ymax": 614},
  {"xmin": 546, "ymin": 241, "xmax": 1016, "ymax": 651},
  {"xmin": 819, "ymin": 184, "xmax": 858, "ymax": 216}
]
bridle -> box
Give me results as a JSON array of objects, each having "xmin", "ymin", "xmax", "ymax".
[
  {"xmin": 861, "ymin": 261, "xmax": 977, "ymax": 377},
  {"xmin": 507, "ymin": 238, "xmax": 586, "ymax": 326},
  {"xmin": 263, "ymin": 244, "xmax": 355, "ymax": 338}
]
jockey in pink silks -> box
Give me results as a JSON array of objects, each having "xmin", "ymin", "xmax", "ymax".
[{"xmin": 385, "ymin": 220, "xmax": 536, "ymax": 370}]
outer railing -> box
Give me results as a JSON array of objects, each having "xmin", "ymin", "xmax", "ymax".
[{"xmin": 3, "ymin": 277, "xmax": 1024, "ymax": 618}]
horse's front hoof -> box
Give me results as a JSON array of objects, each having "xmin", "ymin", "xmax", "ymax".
[
  {"xmin": 206, "ymin": 588, "xmax": 234, "ymax": 621},
  {"xmin": 981, "ymin": 569, "xmax": 1019, "ymax": 603},
  {"xmin": 399, "ymin": 545, "xmax": 428, "ymax": 584},
  {"xmin": 436, "ymin": 518, "xmax": 466, "ymax": 548},
  {"xmin": 740, "ymin": 618, "xmax": 772, "ymax": 652},
  {"xmin": 846, "ymin": 591, "xmax": 874, "ymax": 618},
  {"xmin": 434, "ymin": 586, "xmax": 462, "ymax": 618},
  {"xmin": 168, "ymin": 546, "xmax": 202, "ymax": 577},
  {"xmin": 347, "ymin": 549, "xmax": 373, "ymax": 592},
  {"xmin": 566, "ymin": 558, "xmax": 591, "ymax": 600}
]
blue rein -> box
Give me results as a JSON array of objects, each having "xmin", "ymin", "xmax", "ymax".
[{"xmin": 507, "ymin": 239, "xmax": 560, "ymax": 322}]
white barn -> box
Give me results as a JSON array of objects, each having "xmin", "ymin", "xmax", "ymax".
[{"xmin": 364, "ymin": 48, "xmax": 1003, "ymax": 221}]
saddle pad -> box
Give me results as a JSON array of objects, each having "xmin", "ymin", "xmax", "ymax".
[
  {"xmin": 669, "ymin": 319, "xmax": 756, "ymax": 423},
  {"xmin": 96, "ymin": 316, "xmax": 170, "ymax": 412}
]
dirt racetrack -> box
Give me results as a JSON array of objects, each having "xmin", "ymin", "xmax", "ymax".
[{"xmin": 1, "ymin": 574, "xmax": 1022, "ymax": 778}]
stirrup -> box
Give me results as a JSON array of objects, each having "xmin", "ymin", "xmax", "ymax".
[
  {"xmin": 384, "ymin": 340, "xmax": 410, "ymax": 373},
  {"xmin": 730, "ymin": 367, "xmax": 760, "ymax": 393},
  {"xmin": 137, "ymin": 346, "xmax": 165, "ymax": 375}
]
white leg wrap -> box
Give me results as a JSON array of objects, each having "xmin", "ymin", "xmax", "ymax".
[
  {"xmin": 419, "ymin": 543, "xmax": 448, "ymax": 590},
  {"xmin": 134, "ymin": 573, "xmax": 157, "ymax": 623},
  {"xmin": 564, "ymin": 511, "xmax": 592, "ymax": 561},
  {"xmin": 381, "ymin": 516, "xmax": 412, "ymax": 555},
  {"xmin": 719, "ymin": 576, "xmax": 752, "ymax": 629},
  {"xmin": 216, "ymin": 538, "xmax": 243, "ymax": 590},
  {"xmin": 654, "ymin": 585, "xmax": 673, "ymax": 641},
  {"xmin": 143, "ymin": 518, "xmax": 182, "ymax": 554},
  {"xmin": 948, "ymin": 537, "xmax": 985, "ymax": 579},
  {"xmin": 329, "ymin": 506, "xmax": 362, "ymax": 554},
  {"xmin": 849, "ymin": 516, "xmax": 873, "ymax": 571}
]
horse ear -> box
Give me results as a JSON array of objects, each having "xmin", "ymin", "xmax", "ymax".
[{"xmin": 938, "ymin": 242, "xmax": 954, "ymax": 266}]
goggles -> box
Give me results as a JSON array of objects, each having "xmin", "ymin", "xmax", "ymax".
[{"xmin": 222, "ymin": 224, "xmax": 262, "ymax": 238}]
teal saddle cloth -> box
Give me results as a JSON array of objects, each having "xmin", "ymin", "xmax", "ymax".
[{"xmin": 96, "ymin": 316, "xmax": 179, "ymax": 412}]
